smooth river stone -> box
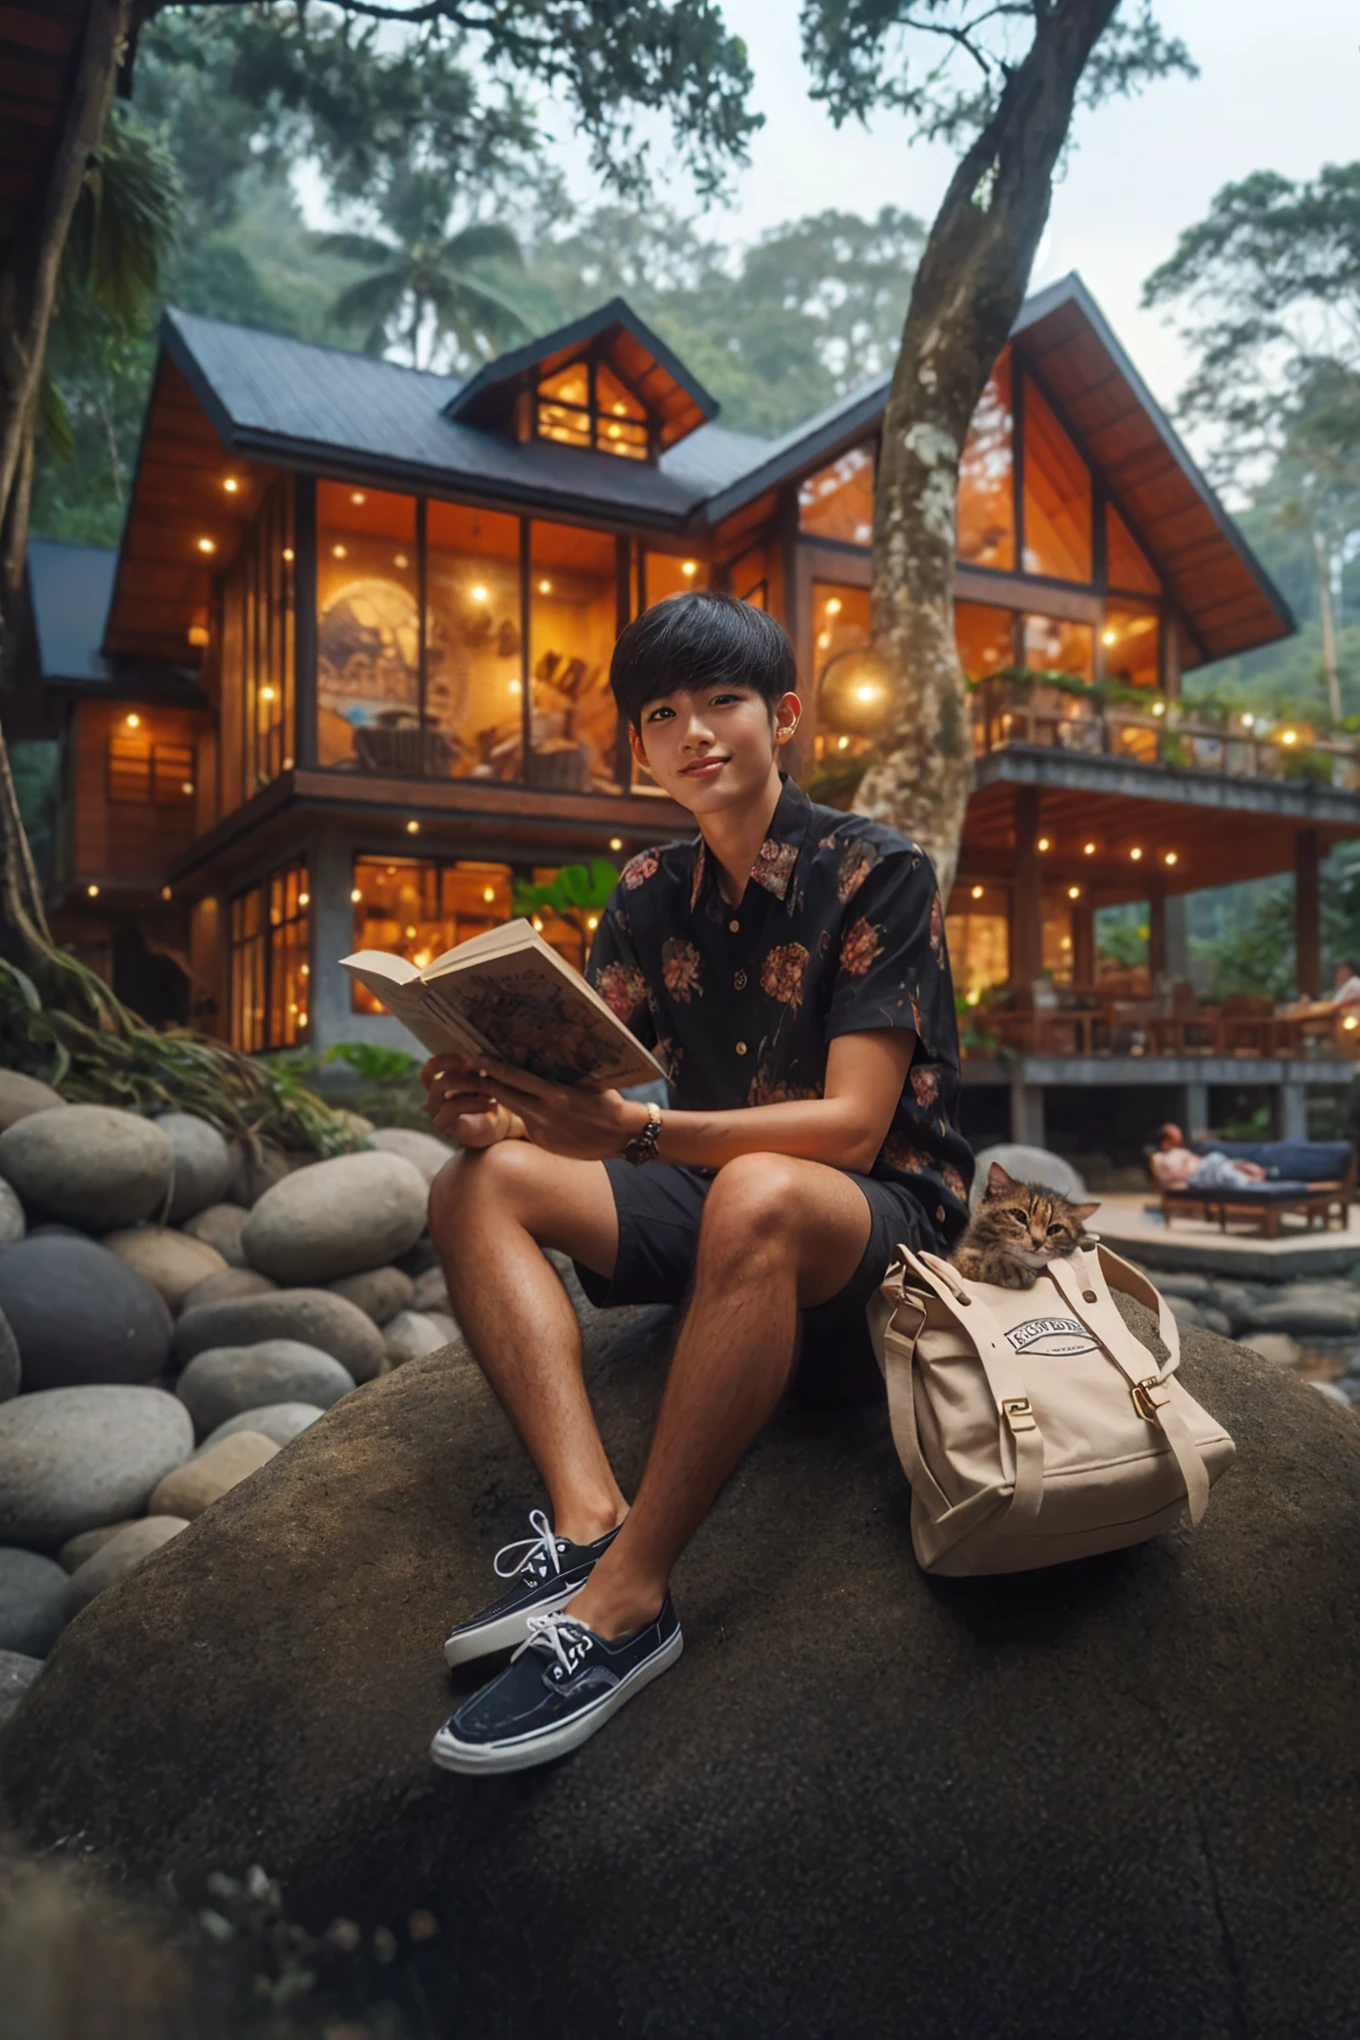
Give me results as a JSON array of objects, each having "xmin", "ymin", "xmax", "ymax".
[
  {"xmin": 0, "ymin": 1548, "xmax": 68, "ymax": 1655},
  {"xmin": 63, "ymin": 1516, "xmax": 189, "ymax": 1617},
  {"xmin": 0, "ymin": 1306, "xmax": 19, "ymax": 1402},
  {"xmin": 174, "ymin": 1288, "xmax": 386, "ymax": 1382},
  {"xmin": 149, "ymin": 1432, "xmax": 278, "ymax": 1518},
  {"xmin": 176, "ymin": 1341, "xmax": 355, "ymax": 1439},
  {"xmin": 0, "ymin": 1386, "xmax": 194, "ymax": 1547},
  {"xmin": 328, "ymin": 1265, "xmax": 414, "ymax": 1326},
  {"xmin": 101, "ymin": 1227, "xmax": 228, "ymax": 1314},
  {"xmin": 199, "ymin": 1402, "xmax": 324, "ymax": 1452},
  {"xmin": 384, "ymin": 1310, "xmax": 446, "ymax": 1367},
  {"xmin": 58, "ymin": 1520, "xmax": 141, "ymax": 1573},
  {"xmin": 0, "ymin": 1072, "xmax": 66, "ymax": 1132},
  {"xmin": 0, "ymin": 1649, "xmax": 42, "ymax": 1728},
  {"xmin": 0, "ymin": 1105, "xmax": 173, "ymax": 1229},
  {"xmin": 367, "ymin": 1127, "xmax": 456, "ymax": 1187},
  {"xmin": 0, "ymin": 1233, "xmax": 173, "ymax": 1389},
  {"xmin": 241, "ymin": 1151, "xmax": 428, "ymax": 1285},
  {"xmin": 180, "ymin": 1268, "xmax": 277, "ymax": 1314},
  {"xmin": 155, "ymin": 1112, "xmax": 235, "ymax": 1224},
  {"xmin": 183, "ymin": 1203, "xmax": 249, "ymax": 1266},
  {"xmin": 0, "ymin": 1179, "xmax": 25, "ymax": 1248}
]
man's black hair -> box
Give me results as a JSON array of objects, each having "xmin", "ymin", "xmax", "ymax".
[
  {"xmin": 609, "ymin": 590, "xmax": 798, "ymax": 730},
  {"xmin": 1341, "ymin": 958, "xmax": 1360, "ymax": 977}
]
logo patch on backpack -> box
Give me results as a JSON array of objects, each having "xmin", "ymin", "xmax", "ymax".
[{"xmin": 1005, "ymin": 1316, "xmax": 1100, "ymax": 1358}]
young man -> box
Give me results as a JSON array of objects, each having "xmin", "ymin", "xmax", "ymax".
[{"xmin": 422, "ymin": 592, "xmax": 972, "ymax": 1774}]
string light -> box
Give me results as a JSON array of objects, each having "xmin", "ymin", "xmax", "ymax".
[
  {"xmin": 532, "ymin": 916, "xmax": 544, "ymax": 931},
  {"xmin": 587, "ymin": 915, "xmax": 599, "ymax": 930},
  {"xmin": 350, "ymin": 491, "xmax": 366, "ymax": 506},
  {"xmin": 87, "ymin": 883, "xmax": 99, "ymax": 898},
  {"xmin": 609, "ymin": 837, "xmax": 623, "ymax": 850},
  {"xmin": 181, "ymin": 781, "xmax": 194, "ymax": 796},
  {"xmin": 223, "ymin": 477, "xmax": 240, "ymax": 494},
  {"xmin": 406, "ymin": 820, "xmax": 420, "ymax": 834},
  {"xmin": 538, "ymin": 579, "xmax": 552, "ymax": 594},
  {"xmin": 1164, "ymin": 851, "xmax": 1178, "ymax": 866},
  {"xmin": 482, "ymin": 887, "xmax": 495, "ymax": 903},
  {"xmin": 260, "ymin": 685, "xmax": 276, "ymax": 702},
  {"xmin": 1101, "ymin": 628, "xmax": 1117, "ymax": 646},
  {"xmin": 1068, "ymin": 885, "xmax": 1080, "ymax": 900},
  {"xmin": 1084, "ymin": 842, "xmax": 1096, "ymax": 856},
  {"xmin": 1281, "ymin": 729, "xmax": 1298, "ymax": 746},
  {"xmin": 826, "ymin": 597, "xmax": 843, "ymax": 616},
  {"xmin": 837, "ymin": 735, "xmax": 850, "ymax": 750},
  {"xmin": 350, "ymin": 888, "xmax": 362, "ymax": 903},
  {"xmin": 298, "ymin": 891, "xmax": 309, "ymax": 906},
  {"xmin": 332, "ymin": 544, "xmax": 347, "ymax": 559},
  {"xmin": 125, "ymin": 713, "xmax": 140, "ymax": 729},
  {"xmin": 971, "ymin": 885, "xmax": 983, "ymax": 900},
  {"xmin": 1130, "ymin": 847, "xmax": 1143, "ymax": 861},
  {"xmin": 681, "ymin": 561, "xmax": 698, "ymax": 578},
  {"xmin": 1038, "ymin": 837, "xmax": 1050, "ymax": 852},
  {"xmin": 197, "ymin": 537, "xmax": 215, "ymax": 554},
  {"xmin": 1152, "ymin": 701, "xmax": 1166, "ymax": 716},
  {"xmin": 282, "ymin": 547, "xmax": 294, "ymax": 563}
]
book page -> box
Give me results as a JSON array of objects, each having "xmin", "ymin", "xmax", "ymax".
[{"xmin": 433, "ymin": 946, "xmax": 663, "ymax": 1088}]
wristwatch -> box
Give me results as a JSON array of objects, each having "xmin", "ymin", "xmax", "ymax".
[{"xmin": 622, "ymin": 1100, "xmax": 663, "ymax": 1166}]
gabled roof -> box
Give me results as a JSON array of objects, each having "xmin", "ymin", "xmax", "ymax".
[
  {"xmin": 444, "ymin": 297, "xmax": 718, "ymax": 449},
  {"xmin": 25, "ymin": 538, "xmax": 203, "ymax": 699},
  {"xmin": 1011, "ymin": 273, "xmax": 1292, "ymax": 661}
]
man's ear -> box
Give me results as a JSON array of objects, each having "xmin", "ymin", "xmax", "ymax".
[
  {"xmin": 627, "ymin": 721, "xmax": 648, "ymax": 769},
  {"xmin": 773, "ymin": 690, "xmax": 802, "ymax": 745}
]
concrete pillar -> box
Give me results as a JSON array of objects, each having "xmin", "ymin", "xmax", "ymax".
[
  {"xmin": 1009, "ymin": 1077, "xmax": 1045, "ymax": 1148},
  {"xmin": 1072, "ymin": 896, "xmax": 1095, "ymax": 987},
  {"xmin": 1011, "ymin": 786, "xmax": 1042, "ymax": 990},
  {"xmin": 1296, "ymin": 828, "xmax": 1321, "ymax": 998},
  {"xmin": 1164, "ymin": 894, "xmax": 1189, "ymax": 983},
  {"xmin": 1148, "ymin": 878, "xmax": 1166, "ymax": 981},
  {"xmin": 1181, "ymin": 1079, "xmax": 1209, "ymax": 1141},
  {"xmin": 1279, "ymin": 1082, "xmax": 1308, "ymax": 1142},
  {"xmin": 308, "ymin": 827, "xmax": 355, "ymax": 1057}
]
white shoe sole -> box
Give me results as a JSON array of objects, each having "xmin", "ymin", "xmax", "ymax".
[
  {"xmin": 442, "ymin": 1578, "xmax": 584, "ymax": 1667},
  {"xmin": 430, "ymin": 1624, "xmax": 684, "ymax": 1774}
]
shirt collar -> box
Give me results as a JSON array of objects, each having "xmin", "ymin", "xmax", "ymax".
[{"xmin": 688, "ymin": 772, "xmax": 817, "ymax": 916}]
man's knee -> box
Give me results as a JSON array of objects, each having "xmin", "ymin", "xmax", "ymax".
[
  {"xmin": 429, "ymin": 1139, "xmax": 533, "ymax": 1238},
  {"xmin": 699, "ymin": 1151, "xmax": 804, "ymax": 1259}
]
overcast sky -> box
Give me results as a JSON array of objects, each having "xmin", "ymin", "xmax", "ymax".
[{"xmin": 544, "ymin": 0, "xmax": 1360, "ymax": 427}]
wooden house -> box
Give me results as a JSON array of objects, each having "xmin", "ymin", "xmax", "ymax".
[{"xmin": 12, "ymin": 272, "xmax": 1360, "ymax": 1146}]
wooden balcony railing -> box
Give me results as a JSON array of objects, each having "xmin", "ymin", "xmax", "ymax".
[{"xmin": 972, "ymin": 677, "xmax": 1360, "ymax": 793}]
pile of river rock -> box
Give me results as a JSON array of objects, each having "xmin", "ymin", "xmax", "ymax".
[{"xmin": 0, "ymin": 1070, "xmax": 456, "ymax": 1720}]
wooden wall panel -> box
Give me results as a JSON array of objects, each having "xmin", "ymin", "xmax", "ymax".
[{"xmin": 74, "ymin": 700, "xmax": 212, "ymax": 884}]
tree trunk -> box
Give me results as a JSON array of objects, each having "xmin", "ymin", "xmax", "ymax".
[
  {"xmin": 1314, "ymin": 525, "xmax": 1342, "ymax": 724},
  {"xmin": 855, "ymin": 0, "xmax": 1120, "ymax": 902},
  {"xmin": 0, "ymin": 0, "xmax": 131, "ymax": 652}
]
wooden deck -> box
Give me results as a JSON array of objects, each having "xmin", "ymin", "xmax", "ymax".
[{"xmin": 1093, "ymin": 1193, "xmax": 1360, "ymax": 1280}]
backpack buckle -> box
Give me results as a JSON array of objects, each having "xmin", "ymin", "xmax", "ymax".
[
  {"xmin": 1132, "ymin": 1376, "xmax": 1169, "ymax": 1422},
  {"xmin": 1002, "ymin": 1397, "xmax": 1035, "ymax": 1432}
]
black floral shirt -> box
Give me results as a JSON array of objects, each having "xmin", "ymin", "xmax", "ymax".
[{"xmin": 587, "ymin": 771, "xmax": 973, "ymax": 1245}]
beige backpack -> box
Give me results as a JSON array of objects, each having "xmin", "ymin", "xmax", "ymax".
[{"xmin": 866, "ymin": 1236, "xmax": 1235, "ymax": 1577}]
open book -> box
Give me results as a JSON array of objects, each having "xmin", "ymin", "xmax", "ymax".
[{"xmin": 340, "ymin": 918, "xmax": 666, "ymax": 1091}]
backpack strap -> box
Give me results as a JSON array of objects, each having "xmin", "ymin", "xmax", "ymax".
[
  {"xmin": 1046, "ymin": 1249, "xmax": 1210, "ymax": 1525},
  {"xmin": 1090, "ymin": 1241, "xmax": 1182, "ymax": 1375},
  {"xmin": 888, "ymin": 1246, "xmax": 1045, "ymax": 1527}
]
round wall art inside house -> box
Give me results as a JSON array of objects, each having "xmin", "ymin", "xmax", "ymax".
[{"xmin": 317, "ymin": 580, "xmax": 421, "ymax": 766}]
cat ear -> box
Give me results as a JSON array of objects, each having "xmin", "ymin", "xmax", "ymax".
[
  {"xmin": 1072, "ymin": 1201, "xmax": 1101, "ymax": 1223},
  {"xmin": 987, "ymin": 1162, "xmax": 1018, "ymax": 1194}
]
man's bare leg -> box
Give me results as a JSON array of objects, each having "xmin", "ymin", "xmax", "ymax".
[
  {"xmin": 429, "ymin": 1142, "xmax": 629, "ymax": 1546},
  {"xmin": 567, "ymin": 1151, "xmax": 873, "ymax": 1639}
]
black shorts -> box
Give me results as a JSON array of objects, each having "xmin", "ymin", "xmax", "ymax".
[{"xmin": 572, "ymin": 1159, "xmax": 940, "ymax": 1400}]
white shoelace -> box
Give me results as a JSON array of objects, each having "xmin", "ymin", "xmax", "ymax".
[
  {"xmin": 515, "ymin": 1610, "xmax": 595, "ymax": 1679},
  {"xmin": 493, "ymin": 1508, "xmax": 567, "ymax": 1583}
]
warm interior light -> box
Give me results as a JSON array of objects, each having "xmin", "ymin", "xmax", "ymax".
[
  {"xmin": 187, "ymin": 624, "xmax": 209, "ymax": 648},
  {"xmin": 197, "ymin": 537, "xmax": 215, "ymax": 554},
  {"xmin": 825, "ymin": 597, "xmax": 843, "ymax": 616},
  {"xmin": 471, "ymin": 584, "xmax": 488, "ymax": 603},
  {"xmin": 298, "ymin": 891, "xmax": 309, "ymax": 906},
  {"xmin": 612, "ymin": 402, "xmax": 626, "ymax": 416},
  {"xmin": 1242, "ymin": 713, "xmax": 1255, "ymax": 729},
  {"xmin": 181, "ymin": 781, "xmax": 194, "ymax": 796},
  {"xmin": 125, "ymin": 712, "xmax": 140, "ymax": 729},
  {"xmin": 837, "ymin": 735, "xmax": 850, "ymax": 750},
  {"xmin": 1282, "ymin": 729, "xmax": 1298, "ymax": 745},
  {"xmin": 538, "ymin": 579, "xmax": 552, "ymax": 594},
  {"xmin": 609, "ymin": 836, "xmax": 623, "ymax": 851},
  {"xmin": 406, "ymin": 820, "xmax": 420, "ymax": 834},
  {"xmin": 413, "ymin": 950, "xmax": 430, "ymax": 969},
  {"xmin": 350, "ymin": 491, "xmax": 366, "ymax": 506},
  {"xmin": 1346, "ymin": 1016, "xmax": 1359, "ymax": 1032},
  {"xmin": 223, "ymin": 477, "xmax": 239, "ymax": 494},
  {"xmin": 817, "ymin": 632, "xmax": 832, "ymax": 650},
  {"xmin": 1084, "ymin": 842, "xmax": 1096, "ymax": 856},
  {"xmin": 87, "ymin": 883, "xmax": 99, "ymax": 898},
  {"xmin": 1130, "ymin": 847, "xmax": 1143, "ymax": 861},
  {"xmin": 587, "ymin": 915, "xmax": 599, "ymax": 930},
  {"xmin": 405, "ymin": 925, "xmax": 417, "ymax": 938},
  {"xmin": 260, "ymin": 685, "xmax": 276, "ymax": 702},
  {"xmin": 1068, "ymin": 885, "xmax": 1080, "ymax": 900},
  {"xmin": 1164, "ymin": 851, "xmax": 1178, "ymax": 866},
  {"xmin": 508, "ymin": 678, "xmax": 521, "ymax": 694},
  {"xmin": 282, "ymin": 547, "xmax": 295, "ymax": 564},
  {"xmin": 971, "ymin": 885, "xmax": 983, "ymax": 900},
  {"xmin": 299, "ymin": 964, "xmax": 309, "ymax": 977},
  {"xmin": 1038, "ymin": 837, "xmax": 1050, "ymax": 852},
  {"xmin": 394, "ymin": 553, "xmax": 408, "ymax": 569},
  {"xmin": 160, "ymin": 885, "xmax": 171, "ymax": 901},
  {"xmin": 482, "ymin": 887, "xmax": 495, "ymax": 904},
  {"xmin": 1101, "ymin": 628, "xmax": 1117, "ymax": 646},
  {"xmin": 681, "ymin": 561, "xmax": 698, "ymax": 578},
  {"xmin": 282, "ymin": 755, "xmax": 294, "ymax": 770},
  {"xmin": 532, "ymin": 916, "xmax": 544, "ymax": 931},
  {"xmin": 350, "ymin": 888, "xmax": 362, "ymax": 903},
  {"xmin": 855, "ymin": 684, "xmax": 879, "ymax": 703},
  {"xmin": 608, "ymin": 424, "xmax": 621, "ymax": 438},
  {"xmin": 1152, "ymin": 701, "xmax": 1166, "ymax": 717}
]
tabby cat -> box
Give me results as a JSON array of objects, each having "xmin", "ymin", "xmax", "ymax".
[{"xmin": 951, "ymin": 1162, "xmax": 1101, "ymax": 1290}]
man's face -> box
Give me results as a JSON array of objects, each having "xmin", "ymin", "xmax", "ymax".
[
  {"xmin": 1160, "ymin": 1124, "xmax": 1183, "ymax": 1150},
  {"xmin": 1336, "ymin": 964, "xmax": 1350, "ymax": 990},
  {"xmin": 627, "ymin": 680, "xmax": 801, "ymax": 814}
]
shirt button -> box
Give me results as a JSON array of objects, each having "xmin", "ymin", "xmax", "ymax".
[
  {"xmin": 735, "ymin": 1040, "xmax": 747, "ymax": 1055},
  {"xmin": 734, "ymin": 970, "xmax": 747, "ymax": 990},
  {"xmin": 729, "ymin": 918, "xmax": 740, "ymax": 932},
  {"xmin": 936, "ymin": 1205, "xmax": 946, "ymax": 1223}
]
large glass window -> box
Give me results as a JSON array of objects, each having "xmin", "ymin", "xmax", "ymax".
[
  {"xmin": 316, "ymin": 484, "xmax": 419, "ymax": 771},
  {"xmin": 1023, "ymin": 614, "xmax": 1094, "ymax": 683},
  {"xmin": 229, "ymin": 859, "xmax": 309, "ymax": 1051},
  {"xmin": 946, "ymin": 884, "xmax": 1010, "ymax": 1004},
  {"xmin": 425, "ymin": 501, "xmax": 523, "ymax": 781},
  {"xmin": 1106, "ymin": 504, "xmax": 1160, "ymax": 595},
  {"xmin": 956, "ymin": 601, "xmax": 1016, "ymax": 683},
  {"xmin": 957, "ymin": 353, "xmax": 1015, "ymax": 571},
  {"xmin": 350, "ymin": 857, "xmax": 513, "ymax": 1012},
  {"xmin": 220, "ymin": 477, "xmax": 295, "ymax": 807},
  {"xmin": 643, "ymin": 551, "xmax": 707, "ymax": 608},
  {"xmin": 1022, "ymin": 377, "xmax": 1092, "ymax": 583},
  {"xmin": 1101, "ymin": 604, "xmax": 1160, "ymax": 691},
  {"xmin": 536, "ymin": 359, "xmax": 650, "ymax": 461},
  {"xmin": 798, "ymin": 444, "xmax": 875, "ymax": 546},
  {"xmin": 728, "ymin": 543, "xmax": 769, "ymax": 609},
  {"xmin": 529, "ymin": 523, "xmax": 621, "ymax": 792}
]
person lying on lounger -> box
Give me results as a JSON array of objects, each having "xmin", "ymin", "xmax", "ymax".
[{"xmin": 1149, "ymin": 1123, "xmax": 1268, "ymax": 1193}]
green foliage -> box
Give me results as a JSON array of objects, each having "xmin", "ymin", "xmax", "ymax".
[
  {"xmin": 1095, "ymin": 905, "xmax": 1148, "ymax": 971},
  {"xmin": 511, "ymin": 861, "xmax": 619, "ymax": 920},
  {"xmin": 7, "ymin": 741, "xmax": 60, "ymax": 887},
  {"xmin": 321, "ymin": 1040, "xmax": 422, "ymax": 1086}
]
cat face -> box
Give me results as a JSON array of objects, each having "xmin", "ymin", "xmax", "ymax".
[{"xmin": 977, "ymin": 1162, "xmax": 1101, "ymax": 1272}]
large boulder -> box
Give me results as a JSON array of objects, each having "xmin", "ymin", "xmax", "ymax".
[
  {"xmin": 101, "ymin": 1227, "xmax": 228, "ymax": 1314},
  {"xmin": 0, "ymin": 1233, "xmax": 173, "ymax": 1389},
  {"xmin": 175, "ymin": 1341, "xmax": 354, "ymax": 1438},
  {"xmin": 62, "ymin": 1516, "xmax": 188, "ymax": 1617},
  {"xmin": 154, "ymin": 1112, "xmax": 234, "ymax": 1224},
  {"xmin": 4, "ymin": 1300, "xmax": 1359, "ymax": 2040},
  {"xmin": 0, "ymin": 1649, "xmax": 41, "ymax": 1728},
  {"xmin": 182, "ymin": 1203, "xmax": 248, "ymax": 1267},
  {"xmin": 0, "ymin": 1179, "xmax": 24, "ymax": 1248},
  {"xmin": 0, "ymin": 1071, "xmax": 65, "ymax": 1132},
  {"xmin": 0, "ymin": 1547, "xmax": 67, "ymax": 1655},
  {"xmin": 367, "ymin": 1127, "xmax": 456, "ymax": 1187},
  {"xmin": 174, "ymin": 1288, "xmax": 385, "ymax": 1382},
  {"xmin": 0, "ymin": 1104, "xmax": 173, "ymax": 1229},
  {"xmin": 0, "ymin": 1306, "xmax": 18, "ymax": 1403},
  {"xmin": 241, "ymin": 1151, "xmax": 428, "ymax": 1284},
  {"xmin": 969, "ymin": 1143, "xmax": 1087, "ymax": 1209},
  {"xmin": 0, "ymin": 1386, "xmax": 194, "ymax": 1547}
]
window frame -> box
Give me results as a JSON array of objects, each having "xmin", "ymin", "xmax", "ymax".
[
  {"xmin": 228, "ymin": 858, "xmax": 310, "ymax": 1053},
  {"xmin": 533, "ymin": 349, "xmax": 657, "ymax": 462}
]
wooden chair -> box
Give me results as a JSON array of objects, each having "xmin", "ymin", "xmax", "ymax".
[{"xmin": 1219, "ymin": 995, "xmax": 1274, "ymax": 1056}]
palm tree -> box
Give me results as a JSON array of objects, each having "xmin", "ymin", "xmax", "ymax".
[{"xmin": 317, "ymin": 170, "xmax": 528, "ymax": 370}]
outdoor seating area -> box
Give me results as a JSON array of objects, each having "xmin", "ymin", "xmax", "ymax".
[
  {"xmin": 981, "ymin": 981, "xmax": 1360, "ymax": 1062},
  {"xmin": 1154, "ymin": 1138, "xmax": 1356, "ymax": 1238}
]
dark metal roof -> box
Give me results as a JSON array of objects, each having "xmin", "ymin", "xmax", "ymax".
[
  {"xmin": 25, "ymin": 538, "xmax": 202, "ymax": 698},
  {"xmin": 444, "ymin": 296, "xmax": 719, "ymax": 447}
]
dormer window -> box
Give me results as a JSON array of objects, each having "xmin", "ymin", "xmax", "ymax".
[{"xmin": 536, "ymin": 359, "xmax": 650, "ymax": 461}]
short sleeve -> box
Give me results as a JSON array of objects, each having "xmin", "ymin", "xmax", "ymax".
[
  {"xmin": 827, "ymin": 849, "xmax": 958, "ymax": 1066},
  {"xmin": 586, "ymin": 895, "xmax": 657, "ymax": 1050}
]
